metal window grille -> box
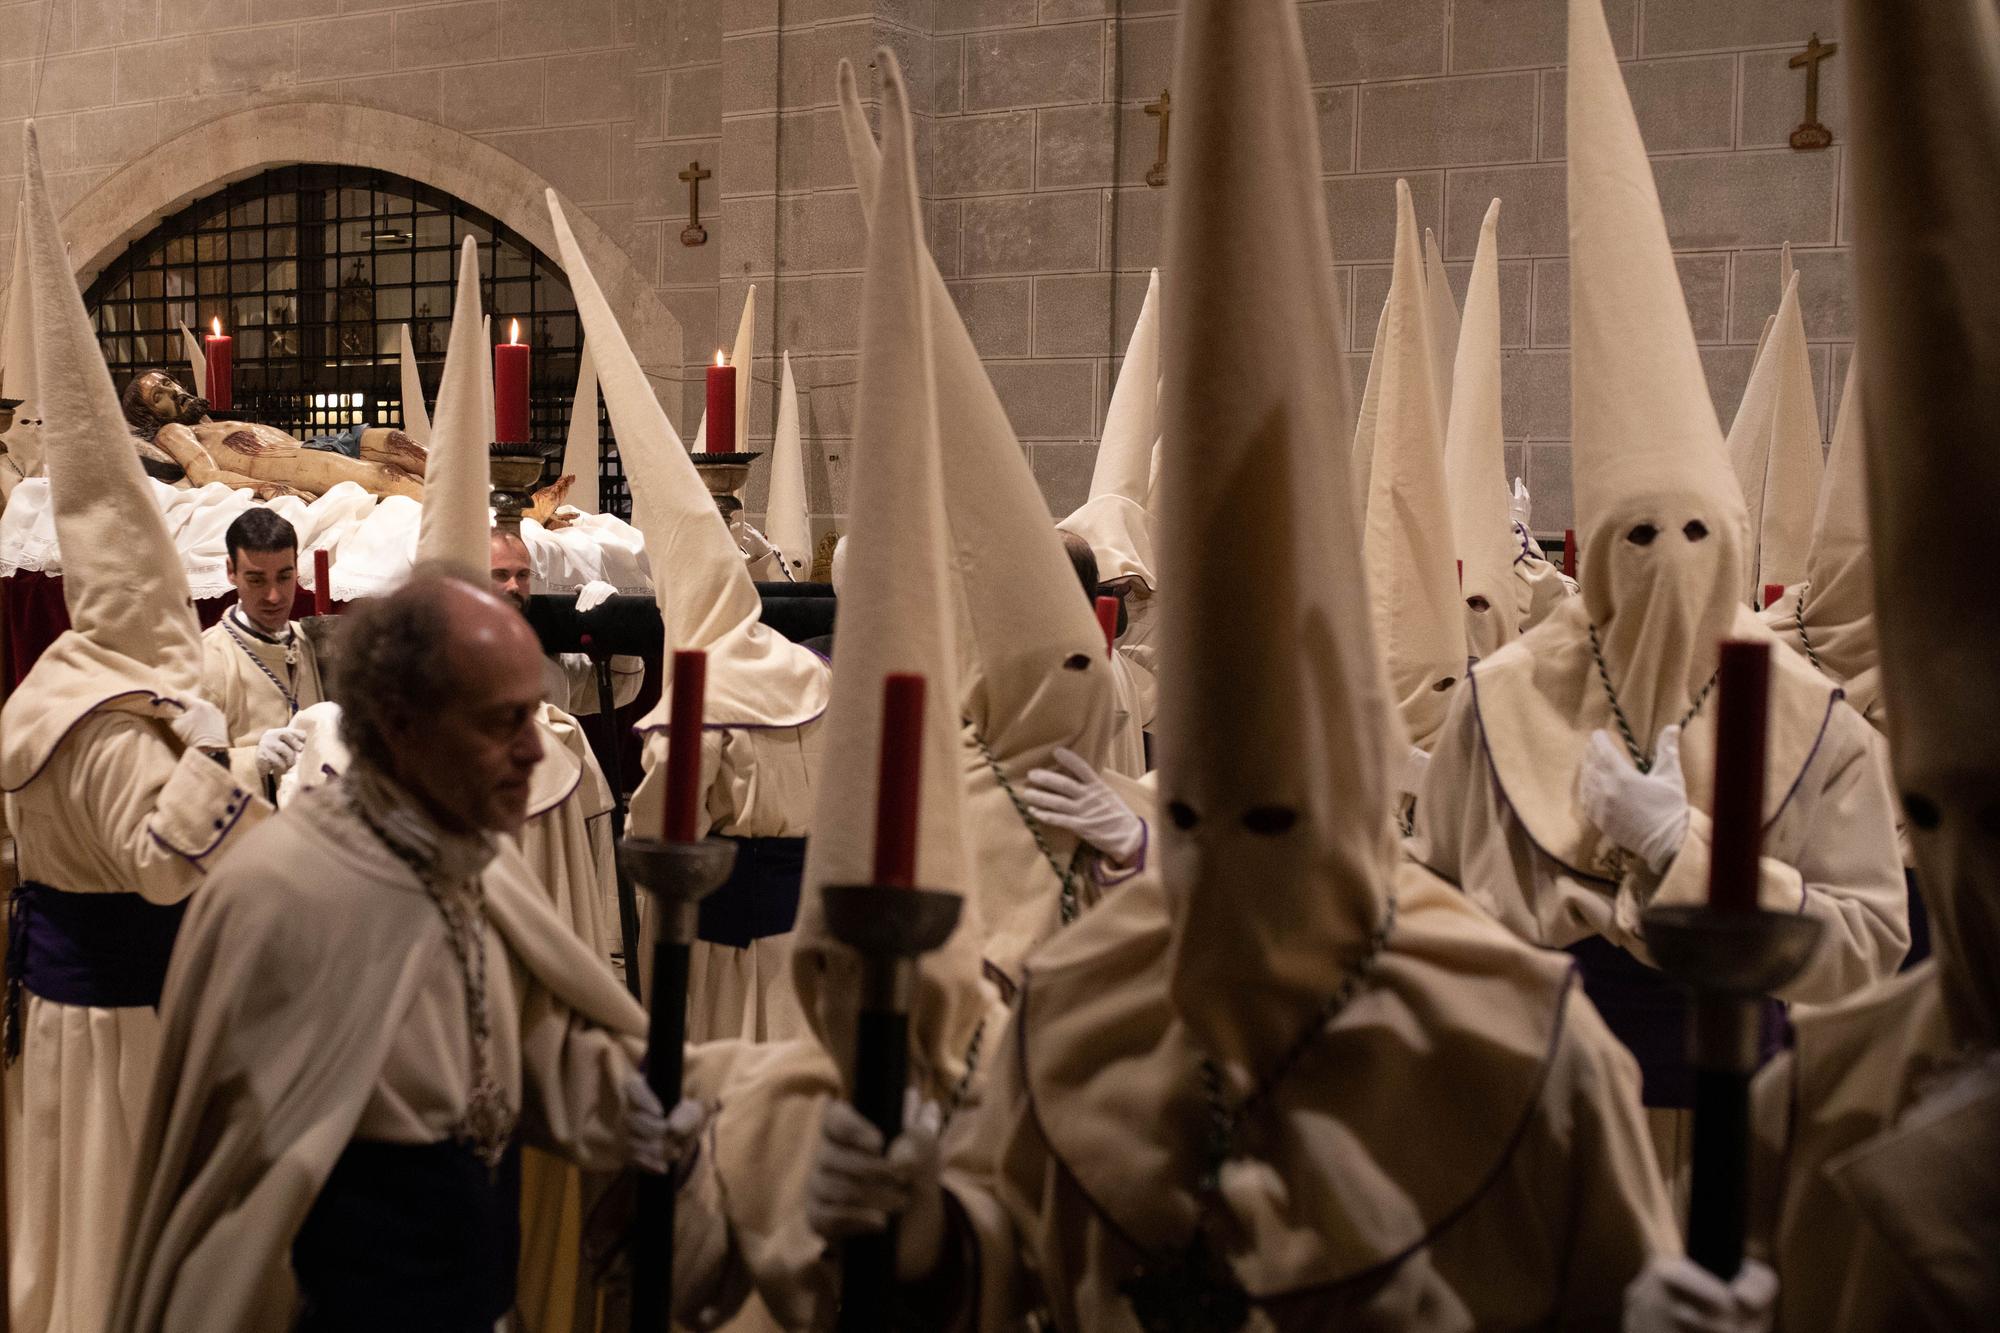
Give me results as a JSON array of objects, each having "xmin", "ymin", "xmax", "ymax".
[{"xmin": 83, "ymin": 164, "xmax": 629, "ymax": 520}]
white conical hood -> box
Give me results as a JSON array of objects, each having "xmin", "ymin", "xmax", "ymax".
[
  {"xmin": 1423, "ymin": 226, "xmax": 1460, "ymax": 423},
  {"xmin": 837, "ymin": 59, "xmax": 881, "ymax": 227},
  {"xmin": 1, "ymin": 121, "xmax": 205, "ymax": 788},
  {"xmin": 178, "ymin": 322, "xmax": 207, "ymax": 403},
  {"xmin": 414, "ymin": 238, "xmax": 493, "ymax": 579},
  {"xmin": 1848, "ymin": 0, "xmax": 2000, "ymax": 1047},
  {"xmin": 1363, "ymin": 180, "xmax": 1465, "ymax": 753},
  {"xmin": 1725, "ymin": 274, "xmax": 1822, "ymax": 598},
  {"xmin": 398, "ymin": 322, "xmax": 432, "ymax": 444},
  {"xmin": 1792, "ymin": 358, "xmax": 1875, "ymax": 684},
  {"xmin": 1446, "ymin": 198, "xmax": 1520, "ymax": 661},
  {"xmin": 1155, "ymin": 0, "xmax": 1393, "ymax": 1071},
  {"xmin": 763, "ymin": 350, "xmax": 810, "ymax": 575},
  {"xmin": 1348, "ymin": 296, "xmax": 1389, "ymax": 522},
  {"xmin": 546, "ymin": 195, "xmax": 828, "ymax": 729},
  {"xmin": 1056, "ymin": 267, "xmax": 1162, "ymax": 588},
  {"xmin": 1567, "ymin": 0, "xmax": 1747, "ymax": 745},
  {"xmin": 1, "ymin": 209, "xmax": 43, "ymax": 476},
  {"xmin": 561, "ymin": 341, "xmax": 600, "ymax": 513},
  {"xmin": 791, "ymin": 55, "xmax": 988, "ymax": 1090}
]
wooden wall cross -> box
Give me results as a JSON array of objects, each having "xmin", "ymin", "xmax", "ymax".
[
  {"xmin": 1788, "ymin": 33, "xmax": 1838, "ymax": 150},
  {"xmin": 1143, "ymin": 90, "xmax": 1171, "ymax": 188},
  {"xmin": 679, "ymin": 160, "xmax": 712, "ymax": 246}
]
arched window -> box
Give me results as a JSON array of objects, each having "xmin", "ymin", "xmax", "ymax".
[{"xmin": 84, "ymin": 164, "xmax": 626, "ymax": 517}]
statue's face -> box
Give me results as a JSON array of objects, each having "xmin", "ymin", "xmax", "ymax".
[{"xmin": 135, "ymin": 371, "xmax": 205, "ymax": 426}]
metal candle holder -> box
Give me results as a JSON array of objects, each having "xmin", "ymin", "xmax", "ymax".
[
  {"xmin": 617, "ymin": 834, "xmax": 737, "ymax": 1332},
  {"xmin": 819, "ymin": 881, "xmax": 964, "ymax": 1332},
  {"xmin": 489, "ymin": 437, "xmax": 563, "ymax": 532},
  {"xmin": 1643, "ymin": 903, "xmax": 1822, "ymax": 1276},
  {"xmin": 691, "ymin": 450, "xmax": 761, "ymax": 517}
]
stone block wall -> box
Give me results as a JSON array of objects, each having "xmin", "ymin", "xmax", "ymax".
[{"xmin": 2, "ymin": 0, "xmax": 1857, "ymax": 538}]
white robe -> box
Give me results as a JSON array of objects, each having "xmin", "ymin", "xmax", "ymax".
[
  {"xmin": 1103, "ymin": 648, "xmax": 1156, "ymax": 779},
  {"xmin": 198, "ymin": 614, "xmax": 325, "ymax": 792},
  {"xmin": 541, "ymin": 652, "xmax": 645, "ymax": 719},
  {"xmin": 5, "ymin": 711, "xmax": 267, "ymax": 1333}
]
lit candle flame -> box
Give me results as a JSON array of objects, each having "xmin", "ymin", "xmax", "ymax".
[
  {"xmin": 509, "ymin": 318, "xmax": 520, "ymax": 344},
  {"xmin": 715, "ymin": 349, "xmax": 727, "ymax": 367},
  {"xmin": 211, "ymin": 316, "xmax": 222, "ymax": 337}
]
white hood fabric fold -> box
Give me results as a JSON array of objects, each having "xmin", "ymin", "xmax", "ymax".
[
  {"xmin": 398, "ymin": 323, "xmax": 432, "ymax": 445},
  {"xmin": 561, "ymin": 342, "xmax": 601, "ymax": 515},
  {"xmin": 762, "ymin": 351, "xmax": 811, "ymax": 576},
  {"xmin": 1446, "ymin": 198, "xmax": 1520, "ymax": 661},
  {"xmin": 1, "ymin": 120, "xmax": 206, "ymax": 790},
  {"xmin": 1424, "ymin": 227, "xmax": 1461, "ymax": 425},
  {"xmin": 547, "ymin": 197, "xmax": 828, "ymax": 730},
  {"xmin": 412, "ymin": 238, "xmax": 493, "ymax": 581},
  {"xmin": 1349, "ymin": 296, "xmax": 1390, "ymax": 523},
  {"xmin": 1725, "ymin": 273, "xmax": 1824, "ymax": 597},
  {"xmin": 2, "ymin": 210, "xmax": 44, "ymax": 477},
  {"xmin": 1362, "ymin": 180, "xmax": 1465, "ymax": 752},
  {"xmin": 1056, "ymin": 269, "xmax": 1162, "ymax": 590},
  {"xmin": 790, "ymin": 53, "xmax": 990, "ymax": 1090}
]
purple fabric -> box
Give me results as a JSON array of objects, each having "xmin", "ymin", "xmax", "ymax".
[{"xmin": 6, "ymin": 881, "xmax": 188, "ymax": 1062}]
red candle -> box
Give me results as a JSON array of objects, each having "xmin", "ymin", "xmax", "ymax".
[
  {"xmin": 495, "ymin": 319, "xmax": 530, "ymax": 443},
  {"xmin": 1456, "ymin": 558, "xmax": 1463, "ymax": 590},
  {"xmin": 1094, "ymin": 595, "xmax": 1119, "ymax": 660},
  {"xmin": 1562, "ymin": 528, "xmax": 1577, "ymax": 580},
  {"xmin": 705, "ymin": 351, "xmax": 735, "ymax": 456},
  {"xmin": 873, "ymin": 673, "xmax": 926, "ymax": 888},
  {"xmin": 662, "ymin": 650, "xmax": 707, "ymax": 843},
  {"xmin": 1706, "ymin": 640, "xmax": 1771, "ymax": 914},
  {"xmin": 313, "ymin": 548, "xmax": 331, "ymax": 617},
  {"xmin": 204, "ymin": 317, "xmax": 233, "ymax": 413},
  {"xmin": 1761, "ymin": 583, "xmax": 1784, "ymax": 612}
]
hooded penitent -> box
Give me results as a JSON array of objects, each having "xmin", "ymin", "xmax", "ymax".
[
  {"xmin": 1362, "ymin": 180, "xmax": 1465, "ymax": 753},
  {"xmin": 1424, "ymin": 226, "xmax": 1461, "ymax": 425},
  {"xmin": 547, "ymin": 199, "xmax": 829, "ymax": 730},
  {"xmin": 835, "ymin": 57, "xmax": 1116, "ymax": 979},
  {"xmin": 1467, "ymin": 0, "xmax": 1842, "ymax": 881},
  {"xmin": 1725, "ymin": 273, "xmax": 1824, "ymax": 598},
  {"xmin": 2, "ymin": 206, "xmax": 44, "ymax": 477},
  {"xmin": 1850, "ymin": 0, "xmax": 2000, "ymax": 1053},
  {"xmin": 1761, "ymin": 360, "xmax": 1878, "ymax": 703},
  {"xmin": 763, "ymin": 350, "xmax": 811, "ymax": 575},
  {"xmin": 1056, "ymin": 268, "xmax": 1162, "ymax": 590},
  {"xmin": 788, "ymin": 53, "xmax": 991, "ymax": 1091},
  {"xmin": 398, "ymin": 323, "xmax": 432, "ymax": 445},
  {"xmin": 412, "ymin": 239, "xmax": 494, "ymax": 583},
  {"xmin": 0, "ymin": 120, "xmax": 208, "ymax": 792},
  {"xmin": 561, "ymin": 341, "xmax": 600, "ymax": 514},
  {"xmin": 1446, "ymin": 198, "xmax": 1521, "ymax": 661}
]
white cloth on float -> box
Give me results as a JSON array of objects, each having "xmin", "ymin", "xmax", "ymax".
[{"xmin": 0, "ymin": 478, "xmax": 654, "ymax": 601}]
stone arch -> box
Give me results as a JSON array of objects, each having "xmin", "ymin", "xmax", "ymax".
[{"xmin": 58, "ymin": 101, "xmax": 681, "ymax": 420}]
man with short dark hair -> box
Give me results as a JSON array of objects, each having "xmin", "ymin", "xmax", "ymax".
[
  {"xmin": 200, "ymin": 507, "xmax": 322, "ymax": 793},
  {"xmin": 110, "ymin": 574, "xmax": 705, "ymax": 1333}
]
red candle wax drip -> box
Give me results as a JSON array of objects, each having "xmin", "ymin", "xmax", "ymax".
[
  {"xmin": 705, "ymin": 358, "xmax": 736, "ymax": 456},
  {"xmin": 873, "ymin": 673, "xmax": 927, "ymax": 888},
  {"xmin": 313, "ymin": 548, "xmax": 331, "ymax": 617},
  {"xmin": 1706, "ymin": 640, "xmax": 1771, "ymax": 914},
  {"xmin": 494, "ymin": 322, "xmax": 530, "ymax": 443},
  {"xmin": 1094, "ymin": 596, "xmax": 1119, "ymax": 660},
  {"xmin": 663, "ymin": 650, "xmax": 708, "ymax": 843},
  {"xmin": 204, "ymin": 320, "xmax": 233, "ymax": 414}
]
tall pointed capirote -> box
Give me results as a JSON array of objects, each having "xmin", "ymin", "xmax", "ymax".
[
  {"xmin": 1847, "ymin": 0, "xmax": 2000, "ymax": 1046},
  {"xmin": 790, "ymin": 51, "xmax": 987, "ymax": 1087},
  {"xmin": 1, "ymin": 206, "xmax": 43, "ymax": 476},
  {"xmin": 561, "ymin": 341, "xmax": 600, "ymax": 513},
  {"xmin": 763, "ymin": 351, "xmax": 810, "ymax": 575},
  {"xmin": 414, "ymin": 238, "xmax": 495, "ymax": 580},
  {"xmin": 1445, "ymin": 198, "xmax": 1520, "ymax": 660},
  {"xmin": 1725, "ymin": 274, "xmax": 1823, "ymax": 597},
  {"xmin": 178, "ymin": 323, "xmax": 207, "ymax": 403},
  {"xmin": 1363, "ymin": 179, "xmax": 1465, "ymax": 753},
  {"xmin": 1349, "ymin": 295, "xmax": 1389, "ymax": 521},
  {"xmin": 1423, "ymin": 226, "xmax": 1461, "ymax": 423},
  {"xmin": 1155, "ymin": 0, "xmax": 1395, "ymax": 1071},
  {"xmin": 398, "ymin": 323, "xmax": 432, "ymax": 444},
  {"xmin": 1057, "ymin": 267, "xmax": 1162, "ymax": 588}
]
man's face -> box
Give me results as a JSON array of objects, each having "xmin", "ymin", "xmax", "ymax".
[
  {"xmin": 389, "ymin": 593, "xmax": 546, "ymax": 834},
  {"xmin": 228, "ymin": 546, "xmax": 296, "ymax": 635},
  {"xmin": 139, "ymin": 372, "xmax": 204, "ymax": 427},
  {"xmin": 489, "ymin": 532, "xmax": 534, "ymax": 611}
]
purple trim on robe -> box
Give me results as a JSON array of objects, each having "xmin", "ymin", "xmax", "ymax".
[
  {"xmin": 0, "ymin": 690, "xmax": 189, "ymax": 794},
  {"xmin": 152, "ymin": 780, "xmax": 256, "ymax": 866}
]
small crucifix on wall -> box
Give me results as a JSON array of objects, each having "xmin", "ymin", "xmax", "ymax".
[
  {"xmin": 679, "ymin": 159, "xmax": 712, "ymax": 246},
  {"xmin": 1144, "ymin": 90, "xmax": 1171, "ymax": 188},
  {"xmin": 1788, "ymin": 33, "xmax": 1838, "ymax": 150}
]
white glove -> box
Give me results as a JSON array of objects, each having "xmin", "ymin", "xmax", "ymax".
[
  {"xmin": 1510, "ymin": 476, "xmax": 1532, "ymax": 530},
  {"xmin": 255, "ymin": 726, "xmax": 307, "ymax": 777},
  {"xmin": 731, "ymin": 518, "xmax": 777, "ymax": 562},
  {"xmin": 575, "ymin": 578, "xmax": 618, "ymax": 613},
  {"xmin": 621, "ymin": 1071, "xmax": 712, "ymax": 1177},
  {"xmin": 1579, "ymin": 725, "xmax": 1689, "ymax": 874},
  {"xmin": 169, "ymin": 698, "xmax": 229, "ymax": 753},
  {"xmin": 1623, "ymin": 1256, "xmax": 1777, "ymax": 1333},
  {"xmin": 1400, "ymin": 745, "xmax": 1431, "ymax": 797},
  {"xmin": 1022, "ymin": 746, "xmax": 1145, "ymax": 865},
  {"xmin": 806, "ymin": 1093, "xmax": 946, "ymax": 1283}
]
